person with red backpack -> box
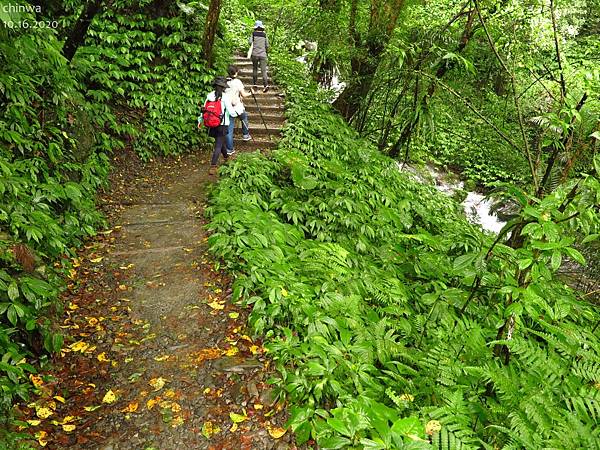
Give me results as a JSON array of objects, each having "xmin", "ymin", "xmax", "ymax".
[{"xmin": 201, "ymin": 76, "xmax": 236, "ymax": 175}]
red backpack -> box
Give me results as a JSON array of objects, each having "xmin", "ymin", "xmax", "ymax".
[{"xmin": 202, "ymin": 97, "xmax": 223, "ymax": 128}]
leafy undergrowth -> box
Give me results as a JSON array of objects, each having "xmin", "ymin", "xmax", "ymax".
[{"xmin": 206, "ymin": 52, "xmax": 600, "ymax": 449}]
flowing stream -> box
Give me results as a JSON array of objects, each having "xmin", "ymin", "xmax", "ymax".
[{"xmin": 399, "ymin": 163, "xmax": 506, "ymax": 234}]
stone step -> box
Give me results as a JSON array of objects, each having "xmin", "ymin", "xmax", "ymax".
[
  {"xmin": 243, "ymin": 113, "xmax": 285, "ymax": 122},
  {"xmin": 234, "ymin": 126, "xmax": 281, "ymax": 136},
  {"xmin": 245, "ymin": 104, "xmax": 284, "ymax": 114}
]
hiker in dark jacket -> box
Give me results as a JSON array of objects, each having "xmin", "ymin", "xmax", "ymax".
[{"xmin": 249, "ymin": 20, "xmax": 269, "ymax": 92}]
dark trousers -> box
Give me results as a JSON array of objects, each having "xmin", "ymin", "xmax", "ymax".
[
  {"xmin": 251, "ymin": 56, "xmax": 268, "ymax": 87},
  {"xmin": 210, "ymin": 129, "xmax": 228, "ymax": 166}
]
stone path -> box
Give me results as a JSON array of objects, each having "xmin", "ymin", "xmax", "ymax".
[
  {"xmin": 19, "ymin": 57, "xmax": 293, "ymax": 450},
  {"xmin": 231, "ymin": 55, "xmax": 284, "ymax": 153}
]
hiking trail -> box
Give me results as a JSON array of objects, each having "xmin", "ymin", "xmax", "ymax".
[{"xmin": 22, "ymin": 57, "xmax": 291, "ymax": 450}]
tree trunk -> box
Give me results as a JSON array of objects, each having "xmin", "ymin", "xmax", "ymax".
[
  {"xmin": 202, "ymin": 0, "xmax": 222, "ymax": 68},
  {"xmin": 63, "ymin": 0, "xmax": 104, "ymax": 62},
  {"xmin": 334, "ymin": 0, "xmax": 405, "ymax": 121}
]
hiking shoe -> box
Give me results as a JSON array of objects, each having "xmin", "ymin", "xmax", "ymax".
[
  {"xmin": 263, "ymin": 86, "xmax": 269, "ymax": 93},
  {"xmin": 226, "ymin": 149, "xmax": 236, "ymax": 156},
  {"xmin": 208, "ymin": 166, "xmax": 217, "ymax": 176},
  {"xmin": 242, "ymin": 134, "xmax": 251, "ymax": 141}
]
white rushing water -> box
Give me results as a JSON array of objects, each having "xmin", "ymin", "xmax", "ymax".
[{"xmin": 398, "ymin": 162, "xmax": 506, "ymax": 234}]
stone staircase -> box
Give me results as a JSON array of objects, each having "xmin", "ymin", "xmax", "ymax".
[{"xmin": 230, "ymin": 55, "xmax": 284, "ymax": 151}]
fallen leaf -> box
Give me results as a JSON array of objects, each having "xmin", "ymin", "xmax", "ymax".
[
  {"xmin": 90, "ymin": 257, "xmax": 103, "ymax": 263},
  {"xmin": 27, "ymin": 419, "xmax": 41, "ymax": 426},
  {"xmin": 149, "ymin": 377, "xmax": 166, "ymax": 391},
  {"xmin": 62, "ymin": 424, "xmax": 76, "ymax": 432},
  {"xmin": 97, "ymin": 352, "xmax": 110, "ymax": 362},
  {"xmin": 171, "ymin": 415, "xmax": 184, "ymax": 427},
  {"xmin": 29, "ymin": 374, "xmax": 43, "ymax": 388},
  {"xmin": 88, "ymin": 317, "xmax": 99, "ymax": 326},
  {"xmin": 69, "ymin": 341, "xmax": 89, "ymax": 353},
  {"xmin": 229, "ymin": 411, "xmax": 248, "ymax": 423},
  {"xmin": 36, "ymin": 407, "xmax": 53, "ymax": 419},
  {"xmin": 153, "ymin": 355, "xmax": 170, "ymax": 362},
  {"xmin": 102, "ymin": 389, "xmax": 117, "ymax": 404},
  {"xmin": 230, "ymin": 423, "xmax": 238, "ymax": 432},
  {"xmin": 253, "ymin": 404, "xmax": 264, "ymax": 410},
  {"xmin": 53, "ymin": 396, "xmax": 65, "ymax": 403},
  {"xmin": 201, "ymin": 421, "xmax": 221, "ymax": 438},
  {"xmin": 121, "ymin": 402, "xmax": 138, "ymax": 413},
  {"xmin": 267, "ymin": 425, "xmax": 287, "ymax": 439},
  {"xmin": 36, "ymin": 430, "xmax": 48, "ymax": 447},
  {"xmin": 146, "ymin": 398, "xmax": 158, "ymax": 410},
  {"xmin": 207, "ymin": 301, "xmax": 225, "ymax": 310},
  {"xmin": 118, "ymin": 284, "xmax": 128, "ymax": 291},
  {"xmin": 84, "ymin": 405, "xmax": 101, "ymax": 412},
  {"xmin": 224, "ymin": 346, "xmax": 239, "ymax": 356},
  {"xmin": 249, "ymin": 345, "xmax": 261, "ymax": 355},
  {"xmin": 228, "ymin": 312, "xmax": 239, "ymax": 319},
  {"xmin": 426, "ymin": 420, "xmax": 442, "ymax": 435}
]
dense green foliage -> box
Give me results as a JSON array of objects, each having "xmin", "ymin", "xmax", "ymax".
[
  {"xmin": 207, "ymin": 50, "xmax": 600, "ymax": 448},
  {"xmin": 0, "ymin": 0, "xmax": 223, "ymax": 436}
]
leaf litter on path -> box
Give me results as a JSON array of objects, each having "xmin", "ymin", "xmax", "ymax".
[{"xmin": 15, "ymin": 153, "xmax": 294, "ymax": 449}]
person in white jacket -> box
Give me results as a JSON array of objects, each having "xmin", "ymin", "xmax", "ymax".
[
  {"xmin": 204, "ymin": 76, "xmax": 237, "ymax": 175},
  {"xmin": 225, "ymin": 64, "xmax": 255, "ymax": 153}
]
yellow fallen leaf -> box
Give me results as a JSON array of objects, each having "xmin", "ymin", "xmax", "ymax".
[
  {"xmin": 27, "ymin": 419, "xmax": 41, "ymax": 426},
  {"xmin": 97, "ymin": 352, "xmax": 110, "ymax": 362},
  {"xmin": 171, "ymin": 415, "xmax": 184, "ymax": 428},
  {"xmin": 207, "ymin": 301, "xmax": 225, "ymax": 310},
  {"xmin": 68, "ymin": 302, "xmax": 79, "ymax": 310},
  {"xmin": 153, "ymin": 355, "xmax": 170, "ymax": 362},
  {"xmin": 254, "ymin": 403, "xmax": 264, "ymax": 410},
  {"xmin": 149, "ymin": 377, "xmax": 166, "ymax": 391},
  {"xmin": 230, "ymin": 423, "xmax": 238, "ymax": 432},
  {"xmin": 203, "ymin": 387, "xmax": 211, "ymax": 394},
  {"xmin": 69, "ymin": 341, "xmax": 89, "ymax": 353},
  {"xmin": 62, "ymin": 424, "xmax": 76, "ymax": 432},
  {"xmin": 249, "ymin": 345, "xmax": 260, "ymax": 355},
  {"xmin": 224, "ymin": 346, "xmax": 239, "ymax": 356},
  {"xmin": 62, "ymin": 416, "xmax": 77, "ymax": 424},
  {"xmin": 229, "ymin": 411, "xmax": 248, "ymax": 423},
  {"xmin": 36, "ymin": 407, "xmax": 53, "ymax": 419},
  {"xmin": 267, "ymin": 425, "xmax": 287, "ymax": 439},
  {"xmin": 118, "ymin": 284, "xmax": 128, "ymax": 291},
  {"xmin": 146, "ymin": 398, "xmax": 158, "ymax": 410},
  {"xmin": 84, "ymin": 405, "xmax": 101, "ymax": 412},
  {"xmin": 201, "ymin": 421, "xmax": 221, "ymax": 438},
  {"xmin": 53, "ymin": 396, "xmax": 65, "ymax": 403},
  {"xmin": 29, "ymin": 374, "xmax": 43, "ymax": 388},
  {"xmin": 36, "ymin": 430, "xmax": 48, "ymax": 447},
  {"xmin": 88, "ymin": 317, "xmax": 99, "ymax": 326},
  {"xmin": 164, "ymin": 389, "xmax": 176, "ymax": 398},
  {"xmin": 228, "ymin": 312, "xmax": 239, "ymax": 319},
  {"xmin": 121, "ymin": 402, "xmax": 138, "ymax": 413},
  {"xmin": 426, "ymin": 420, "xmax": 442, "ymax": 435},
  {"xmin": 90, "ymin": 257, "xmax": 103, "ymax": 263},
  {"xmin": 102, "ymin": 389, "xmax": 117, "ymax": 404}
]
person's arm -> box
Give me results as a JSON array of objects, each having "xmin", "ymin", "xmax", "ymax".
[
  {"xmin": 236, "ymin": 79, "xmax": 254, "ymax": 98},
  {"xmin": 265, "ymin": 35, "xmax": 269, "ymax": 50},
  {"xmin": 222, "ymin": 95, "xmax": 237, "ymax": 118}
]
